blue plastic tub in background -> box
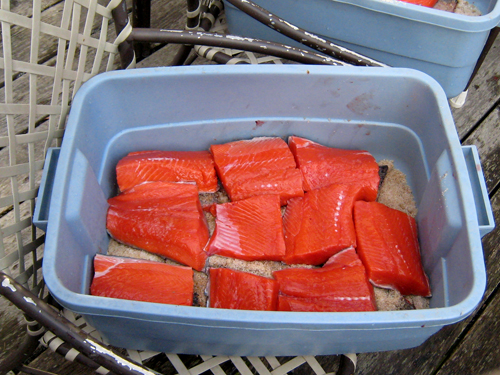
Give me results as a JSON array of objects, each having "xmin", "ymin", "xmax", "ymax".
[
  {"xmin": 37, "ymin": 65, "xmax": 494, "ymax": 356},
  {"xmin": 223, "ymin": 0, "xmax": 500, "ymax": 98}
]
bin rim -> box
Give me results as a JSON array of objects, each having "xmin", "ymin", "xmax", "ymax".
[{"xmin": 327, "ymin": 0, "xmax": 500, "ymax": 31}]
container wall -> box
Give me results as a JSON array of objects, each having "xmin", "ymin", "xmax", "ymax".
[
  {"xmin": 226, "ymin": 0, "xmax": 490, "ymax": 65},
  {"xmin": 51, "ymin": 149, "xmax": 109, "ymax": 294},
  {"xmin": 90, "ymin": 68, "xmax": 448, "ymax": 201},
  {"xmin": 84, "ymin": 313, "xmax": 442, "ymax": 356},
  {"xmin": 223, "ymin": 0, "xmax": 497, "ymax": 97}
]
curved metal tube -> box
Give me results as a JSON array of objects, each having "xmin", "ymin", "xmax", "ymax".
[
  {"xmin": 130, "ymin": 28, "xmax": 347, "ymax": 66},
  {"xmin": 224, "ymin": 0, "xmax": 386, "ymax": 67},
  {"xmin": 0, "ymin": 271, "xmax": 158, "ymax": 375}
]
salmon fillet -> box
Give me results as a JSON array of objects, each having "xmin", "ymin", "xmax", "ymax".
[
  {"xmin": 106, "ymin": 181, "xmax": 209, "ymax": 271},
  {"xmin": 209, "ymin": 268, "xmax": 279, "ymax": 311},
  {"xmin": 207, "ymin": 194, "xmax": 286, "ymax": 261},
  {"xmin": 274, "ymin": 248, "xmax": 376, "ymax": 312},
  {"xmin": 323, "ymin": 246, "xmax": 359, "ymax": 268},
  {"xmin": 210, "ymin": 137, "xmax": 304, "ymax": 204},
  {"xmin": 90, "ymin": 254, "xmax": 194, "ymax": 306},
  {"xmin": 288, "ymin": 136, "xmax": 380, "ymax": 200},
  {"xmin": 354, "ymin": 201, "xmax": 431, "ymax": 297},
  {"xmin": 116, "ymin": 150, "xmax": 218, "ymax": 192},
  {"xmin": 283, "ymin": 183, "xmax": 372, "ymax": 265}
]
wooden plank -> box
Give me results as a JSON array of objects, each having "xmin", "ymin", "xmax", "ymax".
[
  {"xmin": 0, "ymin": 298, "xmax": 30, "ymax": 366},
  {"xmin": 0, "ymin": 2, "xmax": 119, "ymax": 372},
  {"xmin": 150, "ymin": 0, "xmax": 187, "ymax": 29},
  {"xmin": 353, "ymin": 94, "xmax": 500, "ymax": 375},
  {"xmin": 1, "ymin": 1, "xmax": 94, "ymax": 86},
  {"xmin": 134, "ymin": 0, "xmax": 188, "ymax": 67},
  {"xmin": 0, "ymin": 68, "xmax": 45, "ymax": 219},
  {"xmin": 25, "ymin": 348, "xmax": 97, "ymax": 375},
  {"xmin": 9, "ymin": 1, "xmax": 62, "ymax": 17},
  {"xmin": 133, "ymin": 44, "xmax": 500, "ymax": 375},
  {"xmin": 1, "ymin": 0, "xmax": 187, "ymax": 85},
  {"xmin": 425, "ymin": 103, "xmax": 500, "ymax": 374},
  {"xmin": 339, "ymin": 57, "xmax": 500, "ymax": 375},
  {"xmin": 280, "ymin": 35, "xmax": 500, "ymax": 375},
  {"xmin": 460, "ymin": 107, "xmax": 500, "ymax": 292},
  {"xmin": 354, "ymin": 322, "xmax": 475, "ymax": 375},
  {"xmin": 0, "ymin": 9, "xmax": 123, "ymax": 136},
  {"xmin": 355, "ymin": 186, "xmax": 500, "ymax": 375},
  {"xmin": 0, "ymin": 0, "xmax": 187, "ymax": 136},
  {"xmin": 452, "ymin": 34, "xmax": 500, "ymax": 140},
  {"xmin": 462, "ymin": 105, "xmax": 500, "ymax": 192},
  {"xmin": 435, "ymin": 192, "xmax": 500, "ymax": 375},
  {"xmin": 0, "ymin": 0, "xmax": 188, "ymax": 370},
  {"xmin": 437, "ymin": 291, "xmax": 500, "ymax": 375}
]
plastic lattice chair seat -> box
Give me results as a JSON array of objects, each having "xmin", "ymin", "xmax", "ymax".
[
  {"xmin": 0, "ymin": 0, "xmax": 127, "ymax": 372},
  {"xmin": 0, "ymin": 0, "xmax": 122, "ymax": 285}
]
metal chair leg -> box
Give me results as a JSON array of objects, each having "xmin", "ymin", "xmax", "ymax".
[
  {"xmin": 0, "ymin": 326, "xmax": 42, "ymax": 374},
  {"xmin": 133, "ymin": 0, "xmax": 152, "ymax": 60},
  {"xmin": 0, "ymin": 271, "xmax": 158, "ymax": 375}
]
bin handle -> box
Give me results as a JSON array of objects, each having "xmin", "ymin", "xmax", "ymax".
[
  {"xmin": 33, "ymin": 147, "xmax": 61, "ymax": 232},
  {"xmin": 461, "ymin": 145, "xmax": 495, "ymax": 238}
]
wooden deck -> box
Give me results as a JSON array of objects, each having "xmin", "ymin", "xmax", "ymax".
[{"xmin": 1, "ymin": 0, "xmax": 500, "ymax": 374}]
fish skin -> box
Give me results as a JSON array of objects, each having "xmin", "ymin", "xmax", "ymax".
[
  {"xmin": 210, "ymin": 137, "xmax": 304, "ymax": 204},
  {"xmin": 288, "ymin": 136, "xmax": 380, "ymax": 200},
  {"xmin": 207, "ymin": 194, "xmax": 286, "ymax": 262},
  {"xmin": 354, "ymin": 201, "xmax": 432, "ymax": 297},
  {"xmin": 274, "ymin": 248, "xmax": 376, "ymax": 312},
  {"xmin": 283, "ymin": 183, "xmax": 372, "ymax": 265},
  {"xmin": 322, "ymin": 246, "xmax": 360, "ymax": 269},
  {"xmin": 90, "ymin": 254, "xmax": 194, "ymax": 306},
  {"xmin": 209, "ymin": 268, "xmax": 279, "ymax": 311},
  {"xmin": 106, "ymin": 181, "xmax": 209, "ymax": 271},
  {"xmin": 116, "ymin": 150, "xmax": 218, "ymax": 193}
]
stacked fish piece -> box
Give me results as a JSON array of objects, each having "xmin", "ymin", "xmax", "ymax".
[{"xmin": 91, "ymin": 136, "xmax": 431, "ymax": 312}]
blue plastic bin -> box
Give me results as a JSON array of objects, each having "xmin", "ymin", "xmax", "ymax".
[
  {"xmin": 37, "ymin": 65, "xmax": 494, "ymax": 356},
  {"xmin": 223, "ymin": 0, "xmax": 500, "ymax": 98}
]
